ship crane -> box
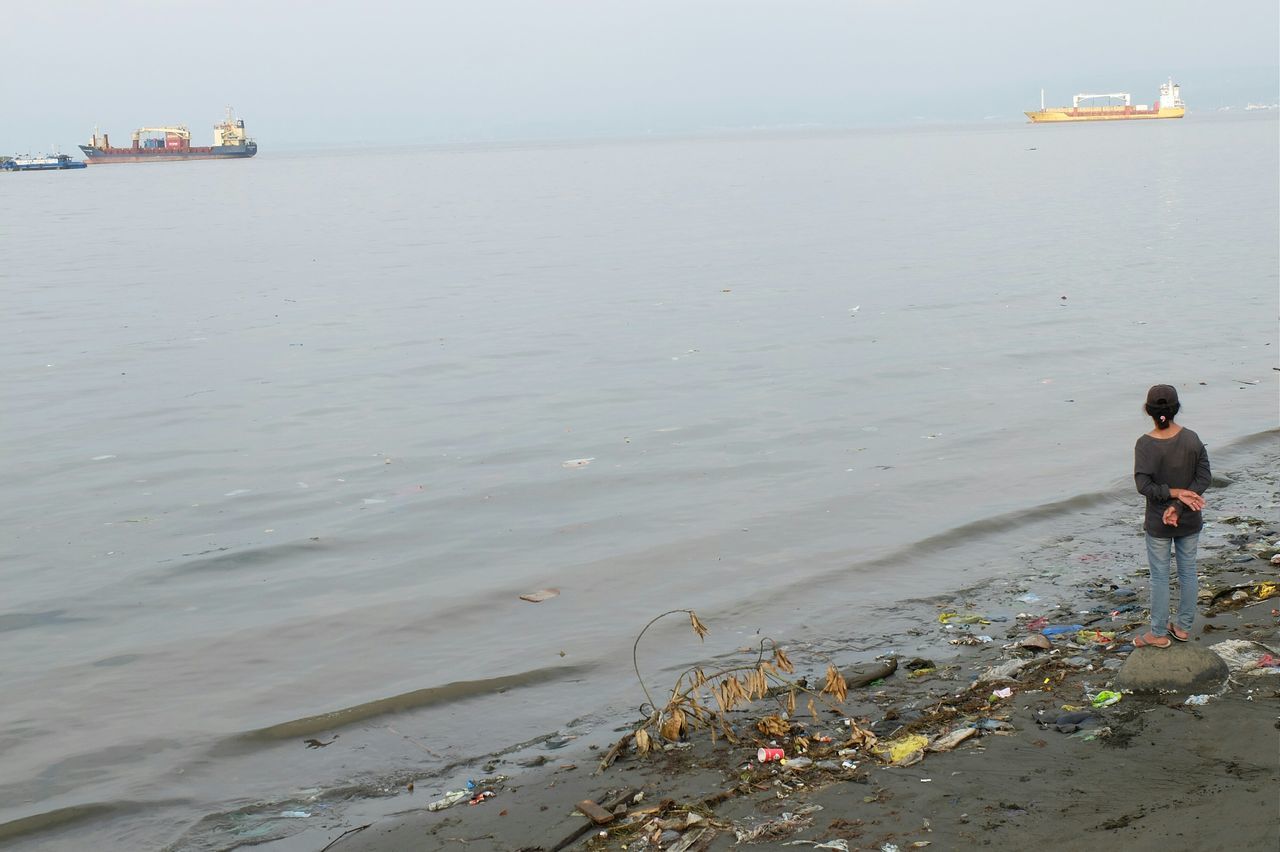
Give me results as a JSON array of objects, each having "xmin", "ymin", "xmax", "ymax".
[
  {"xmin": 131, "ymin": 126, "xmax": 190, "ymax": 143},
  {"xmin": 1072, "ymin": 92, "xmax": 1131, "ymax": 108}
]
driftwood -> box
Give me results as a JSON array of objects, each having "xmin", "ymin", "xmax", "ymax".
[
  {"xmin": 694, "ymin": 785, "xmax": 743, "ymax": 809},
  {"xmin": 318, "ymin": 823, "xmax": 372, "ymax": 852},
  {"xmin": 840, "ymin": 657, "xmax": 898, "ymax": 688},
  {"xmin": 549, "ymin": 787, "xmax": 640, "ymax": 852},
  {"xmin": 574, "ymin": 799, "xmax": 615, "ymax": 825},
  {"xmin": 763, "ymin": 657, "xmax": 898, "ymax": 700},
  {"xmin": 597, "ymin": 731, "xmax": 635, "ymax": 771}
]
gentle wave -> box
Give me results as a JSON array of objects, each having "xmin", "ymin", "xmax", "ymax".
[
  {"xmin": 218, "ymin": 663, "xmax": 594, "ymax": 751},
  {"xmin": 0, "ymin": 800, "xmax": 187, "ymax": 845},
  {"xmin": 154, "ymin": 537, "xmax": 333, "ymax": 580},
  {"xmin": 785, "ymin": 426, "xmax": 1279, "ymax": 595}
]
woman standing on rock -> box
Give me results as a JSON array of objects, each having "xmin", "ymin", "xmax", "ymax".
[{"xmin": 1132, "ymin": 384, "xmax": 1211, "ymax": 649}]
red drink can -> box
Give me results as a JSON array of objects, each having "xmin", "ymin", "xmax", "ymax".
[{"xmin": 757, "ymin": 747, "xmax": 785, "ymax": 762}]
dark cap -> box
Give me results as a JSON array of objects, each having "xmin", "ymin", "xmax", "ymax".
[{"xmin": 1146, "ymin": 384, "xmax": 1179, "ymax": 406}]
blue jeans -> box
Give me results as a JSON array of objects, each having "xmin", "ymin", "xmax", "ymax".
[{"xmin": 1145, "ymin": 532, "xmax": 1199, "ymax": 636}]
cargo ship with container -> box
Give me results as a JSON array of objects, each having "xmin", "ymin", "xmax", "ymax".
[
  {"xmin": 80, "ymin": 108, "xmax": 257, "ymax": 163},
  {"xmin": 1026, "ymin": 78, "xmax": 1185, "ymax": 123}
]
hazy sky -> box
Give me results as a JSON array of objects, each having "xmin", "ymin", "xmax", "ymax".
[{"xmin": 2, "ymin": 0, "xmax": 1276, "ymax": 151}]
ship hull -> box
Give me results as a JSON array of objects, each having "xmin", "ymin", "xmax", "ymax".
[
  {"xmin": 2, "ymin": 160, "xmax": 87, "ymax": 171},
  {"xmin": 77, "ymin": 142, "xmax": 257, "ymax": 163},
  {"xmin": 1025, "ymin": 107, "xmax": 1185, "ymax": 123}
]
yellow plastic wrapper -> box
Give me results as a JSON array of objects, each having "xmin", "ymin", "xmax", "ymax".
[
  {"xmin": 938, "ymin": 612, "xmax": 990, "ymax": 625},
  {"xmin": 1253, "ymin": 582, "xmax": 1277, "ymax": 601},
  {"xmin": 1075, "ymin": 629, "xmax": 1117, "ymax": 645},
  {"xmin": 877, "ymin": 733, "xmax": 929, "ymax": 765}
]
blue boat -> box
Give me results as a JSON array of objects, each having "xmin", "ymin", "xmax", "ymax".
[{"xmin": 1, "ymin": 153, "xmax": 88, "ymax": 171}]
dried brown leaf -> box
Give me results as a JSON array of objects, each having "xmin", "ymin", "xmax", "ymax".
[
  {"xmin": 749, "ymin": 669, "xmax": 765, "ymax": 699},
  {"xmin": 844, "ymin": 721, "xmax": 877, "ymax": 750},
  {"xmin": 689, "ymin": 611, "xmax": 709, "ymax": 640},
  {"xmin": 822, "ymin": 664, "xmax": 849, "ymax": 704},
  {"xmin": 720, "ymin": 680, "xmax": 737, "ymax": 712},
  {"xmin": 635, "ymin": 727, "xmax": 651, "ymax": 755},
  {"xmin": 793, "ymin": 736, "xmax": 810, "ymax": 753},
  {"xmin": 756, "ymin": 714, "xmax": 791, "ymax": 737},
  {"xmin": 807, "ymin": 697, "xmax": 818, "ymax": 720},
  {"xmin": 710, "ymin": 681, "xmax": 727, "ymax": 714},
  {"xmin": 660, "ymin": 710, "xmax": 685, "ymax": 742},
  {"xmin": 773, "ymin": 647, "xmax": 794, "ymax": 674},
  {"xmin": 787, "ymin": 689, "xmax": 797, "ymax": 715}
]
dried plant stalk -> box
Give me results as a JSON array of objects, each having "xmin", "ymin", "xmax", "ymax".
[{"xmin": 604, "ymin": 608, "xmax": 874, "ymax": 772}]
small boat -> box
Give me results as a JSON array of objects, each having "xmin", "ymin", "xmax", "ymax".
[{"xmin": 1, "ymin": 153, "xmax": 88, "ymax": 171}]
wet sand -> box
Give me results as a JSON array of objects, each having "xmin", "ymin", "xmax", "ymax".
[{"xmin": 315, "ymin": 434, "xmax": 1280, "ymax": 852}]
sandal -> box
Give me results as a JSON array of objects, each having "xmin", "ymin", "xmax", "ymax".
[
  {"xmin": 1168, "ymin": 623, "xmax": 1190, "ymax": 642},
  {"xmin": 1133, "ymin": 632, "xmax": 1172, "ymax": 649}
]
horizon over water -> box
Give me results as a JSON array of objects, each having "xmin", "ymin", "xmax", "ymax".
[{"xmin": 1, "ymin": 113, "xmax": 1277, "ymax": 850}]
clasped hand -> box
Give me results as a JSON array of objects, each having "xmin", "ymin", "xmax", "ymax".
[{"xmin": 1170, "ymin": 488, "xmax": 1205, "ymax": 512}]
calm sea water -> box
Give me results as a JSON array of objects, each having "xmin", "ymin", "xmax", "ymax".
[{"xmin": 2, "ymin": 115, "xmax": 1276, "ymax": 849}]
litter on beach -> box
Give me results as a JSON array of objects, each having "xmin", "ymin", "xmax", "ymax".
[
  {"xmin": 1210, "ymin": 639, "xmax": 1280, "ymax": 675},
  {"xmin": 977, "ymin": 658, "xmax": 1033, "ymax": 683},
  {"xmin": 1019, "ymin": 634, "xmax": 1053, "ymax": 651},
  {"xmin": 877, "ymin": 733, "xmax": 929, "ymax": 766},
  {"xmin": 1091, "ymin": 691, "xmax": 1122, "ymax": 708},
  {"xmin": 929, "ymin": 727, "xmax": 978, "ymax": 752},
  {"xmin": 1075, "ymin": 629, "xmax": 1117, "ymax": 646},
  {"xmin": 938, "ymin": 612, "xmax": 990, "ymax": 625},
  {"xmin": 518, "ymin": 588, "xmax": 560, "ymax": 603},
  {"xmin": 427, "ymin": 790, "xmax": 468, "ymax": 811}
]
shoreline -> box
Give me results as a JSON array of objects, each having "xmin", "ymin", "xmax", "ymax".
[
  {"xmin": 6, "ymin": 434, "xmax": 1275, "ymax": 851},
  {"xmin": 310, "ymin": 434, "xmax": 1279, "ymax": 852}
]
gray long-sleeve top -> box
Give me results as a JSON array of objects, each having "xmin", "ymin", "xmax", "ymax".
[{"xmin": 1134, "ymin": 428, "xmax": 1211, "ymax": 538}]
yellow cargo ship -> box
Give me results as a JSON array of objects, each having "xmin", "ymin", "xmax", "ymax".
[{"xmin": 1026, "ymin": 78, "xmax": 1184, "ymax": 123}]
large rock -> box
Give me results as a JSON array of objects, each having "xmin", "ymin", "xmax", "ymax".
[{"xmin": 1114, "ymin": 645, "xmax": 1229, "ymax": 693}]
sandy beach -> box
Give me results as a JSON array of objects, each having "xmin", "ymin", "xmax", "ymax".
[{"xmin": 302, "ymin": 431, "xmax": 1280, "ymax": 852}]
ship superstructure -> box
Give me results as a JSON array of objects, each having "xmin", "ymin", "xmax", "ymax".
[
  {"xmin": 1026, "ymin": 79, "xmax": 1185, "ymax": 123},
  {"xmin": 80, "ymin": 108, "xmax": 257, "ymax": 163}
]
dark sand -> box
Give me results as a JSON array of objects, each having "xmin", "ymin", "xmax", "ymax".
[{"xmin": 315, "ymin": 439, "xmax": 1280, "ymax": 852}]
